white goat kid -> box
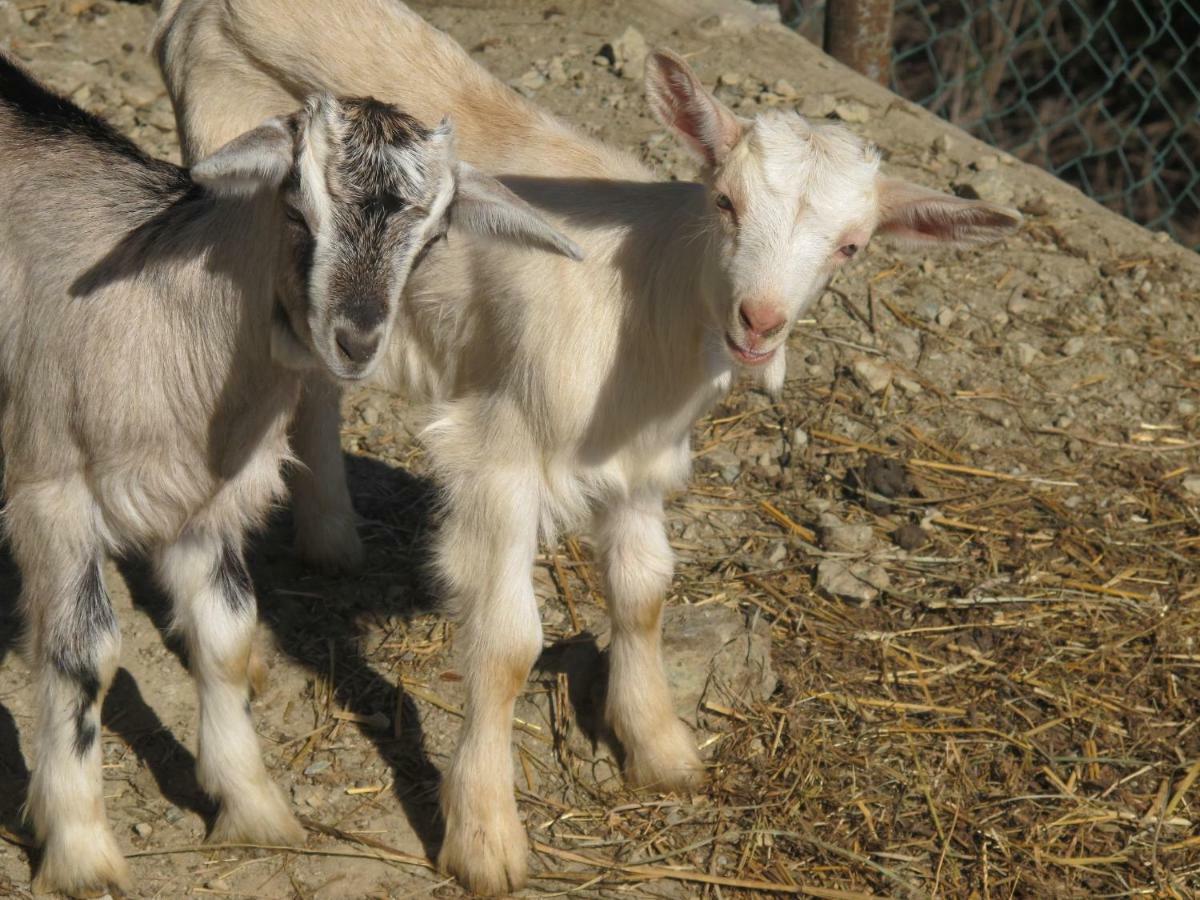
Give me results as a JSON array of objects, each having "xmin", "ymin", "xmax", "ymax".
[
  {"xmin": 155, "ymin": 3, "xmax": 1021, "ymax": 894},
  {"xmin": 0, "ymin": 53, "xmax": 577, "ymax": 899}
]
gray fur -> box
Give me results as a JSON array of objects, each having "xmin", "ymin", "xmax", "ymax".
[{"xmin": 0, "ymin": 56, "xmax": 472, "ymax": 897}]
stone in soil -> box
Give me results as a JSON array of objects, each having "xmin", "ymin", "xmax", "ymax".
[
  {"xmin": 819, "ymin": 513, "xmax": 877, "ymax": 554},
  {"xmin": 660, "ymin": 604, "xmax": 776, "ymax": 725},
  {"xmin": 893, "ymin": 523, "xmax": 928, "ymax": 551},
  {"xmin": 816, "ymin": 559, "xmax": 890, "ymax": 604}
]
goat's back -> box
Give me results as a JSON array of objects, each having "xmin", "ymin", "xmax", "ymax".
[
  {"xmin": 0, "ymin": 55, "xmax": 290, "ymax": 530},
  {"xmin": 156, "ymin": 0, "xmax": 648, "ymax": 181}
]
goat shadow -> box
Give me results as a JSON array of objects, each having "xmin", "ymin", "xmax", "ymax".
[
  {"xmin": 115, "ymin": 454, "xmax": 453, "ymax": 857},
  {"xmin": 0, "ymin": 456, "xmax": 449, "ymax": 873}
]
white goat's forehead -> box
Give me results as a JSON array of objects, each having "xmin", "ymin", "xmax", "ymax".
[{"xmin": 723, "ymin": 112, "xmax": 880, "ymax": 219}]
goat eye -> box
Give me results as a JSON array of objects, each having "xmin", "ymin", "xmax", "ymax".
[
  {"xmin": 839, "ymin": 243, "xmax": 859, "ymax": 258},
  {"xmin": 714, "ymin": 193, "xmax": 734, "ymax": 213},
  {"xmin": 285, "ymin": 207, "xmax": 311, "ymax": 234}
]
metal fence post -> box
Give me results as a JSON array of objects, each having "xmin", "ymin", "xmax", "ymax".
[{"xmin": 824, "ymin": 0, "xmax": 894, "ymax": 84}]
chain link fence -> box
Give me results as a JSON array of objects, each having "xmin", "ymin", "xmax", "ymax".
[{"xmin": 771, "ymin": 0, "xmax": 1199, "ymax": 249}]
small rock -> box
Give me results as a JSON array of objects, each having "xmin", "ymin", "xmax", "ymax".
[
  {"xmin": 163, "ymin": 806, "xmax": 185, "ymax": 824},
  {"xmin": 304, "ymin": 759, "xmax": 331, "ymax": 777},
  {"xmin": 144, "ymin": 104, "xmax": 176, "ymax": 132},
  {"xmin": 851, "ymin": 456, "xmax": 912, "ymax": 513},
  {"xmin": 1021, "ymin": 191, "xmax": 1052, "ymax": 216},
  {"xmin": 892, "ymin": 523, "xmax": 927, "ymax": 551},
  {"xmin": 1015, "ymin": 342, "xmax": 1040, "ymax": 367},
  {"xmin": 517, "ymin": 69, "xmax": 546, "ymax": 91},
  {"xmin": 915, "ymin": 298, "xmax": 941, "ymax": 322},
  {"xmin": 205, "ymin": 879, "xmax": 232, "ymax": 892},
  {"xmin": 1062, "ymin": 336, "xmax": 1086, "ymax": 357},
  {"xmin": 547, "ymin": 56, "xmax": 568, "ymax": 85},
  {"xmin": 833, "ymin": 100, "xmax": 870, "ymax": 123},
  {"xmin": 611, "ymin": 26, "xmax": 647, "ymax": 80},
  {"xmin": 121, "ymin": 81, "xmax": 162, "ymax": 109},
  {"xmin": 931, "ymin": 133, "xmax": 954, "ymax": 155},
  {"xmin": 1178, "ymin": 397, "xmax": 1197, "ymax": 416},
  {"xmin": 791, "ymin": 427, "xmax": 809, "ymax": 448},
  {"xmin": 1007, "ymin": 292, "xmax": 1032, "ymax": 315},
  {"xmin": 800, "ymin": 93, "xmax": 837, "ymax": 118},
  {"xmin": 819, "ymin": 513, "xmax": 876, "ymax": 554},
  {"xmin": 773, "ymin": 78, "xmax": 797, "ymax": 98},
  {"xmin": 660, "ymin": 604, "xmax": 776, "ymax": 725},
  {"xmin": 1119, "ymin": 347, "xmax": 1139, "ymax": 367},
  {"xmin": 718, "ymin": 71, "xmax": 743, "ymax": 87},
  {"xmin": 592, "ymin": 54, "xmax": 611, "ymax": 67},
  {"xmin": 889, "ymin": 330, "xmax": 920, "ymax": 363},
  {"xmin": 292, "ymin": 783, "xmax": 328, "ymax": 809},
  {"xmin": 133, "ymin": 822, "xmax": 153, "ymax": 839},
  {"xmin": 816, "ymin": 559, "xmax": 889, "ymax": 603},
  {"xmin": 964, "ymin": 170, "xmax": 1012, "ymax": 207},
  {"xmin": 1083, "ymin": 294, "xmax": 1106, "ymax": 317},
  {"xmin": 1182, "ymin": 476, "xmax": 1200, "ymax": 497},
  {"xmin": 974, "ymin": 154, "xmax": 999, "ymax": 171},
  {"xmin": 360, "ymin": 404, "xmax": 379, "ymax": 426},
  {"xmin": 706, "ymin": 447, "xmax": 742, "ymax": 484},
  {"xmin": 936, "ymin": 307, "xmax": 956, "ymax": 328},
  {"xmin": 851, "ymin": 356, "xmax": 893, "ymax": 394},
  {"xmin": 765, "ymin": 541, "xmax": 788, "ymax": 565}
]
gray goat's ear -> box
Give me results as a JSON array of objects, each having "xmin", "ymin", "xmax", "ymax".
[
  {"xmin": 191, "ymin": 117, "xmax": 295, "ymax": 196},
  {"xmin": 451, "ymin": 162, "xmax": 584, "ymax": 262}
]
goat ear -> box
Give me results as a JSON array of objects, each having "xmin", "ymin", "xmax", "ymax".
[
  {"xmin": 875, "ymin": 177, "xmax": 1022, "ymax": 245},
  {"xmin": 190, "ymin": 117, "xmax": 295, "ymax": 196},
  {"xmin": 451, "ymin": 162, "xmax": 584, "ymax": 261},
  {"xmin": 645, "ymin": 49, "xmax": 744, "ymax": 167}
]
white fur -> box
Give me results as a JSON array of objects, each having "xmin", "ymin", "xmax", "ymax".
[{"xmin": 155, "ymin": 4, "xmax": 1022, "ymax": 893}]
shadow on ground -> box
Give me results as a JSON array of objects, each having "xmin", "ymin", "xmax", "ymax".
[{"xmin": 0, "ymin": 452, "xmax": 617, "ymax": 869}]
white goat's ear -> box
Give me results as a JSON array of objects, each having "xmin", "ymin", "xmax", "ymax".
[
  {"xmin": 875, "ymin": 177, "xmax": 1022, "ymax": 245},
  {"xmin": 645, "ymin": 49, "xmax": 744, "ymax": 167},
  {"xmin": 191, "ymin": 117, "xmax": 294, "ymax": 196},
  {"xmin": 452, "ymin": 162, "xmax": 584, "ymax": 261}
]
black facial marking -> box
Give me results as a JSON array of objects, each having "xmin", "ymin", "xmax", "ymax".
[
  {"xmin": 216, "ymin": 542, "xmax": 254, "ymax": 615},
  {"xmin": 374, "ymin": 193, "xmax": 407, "ymax": 217}
]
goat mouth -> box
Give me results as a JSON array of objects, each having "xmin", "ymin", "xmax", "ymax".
[{"xmin": 725, "ymin": 333, "xmax": 777, "ymax": 366}]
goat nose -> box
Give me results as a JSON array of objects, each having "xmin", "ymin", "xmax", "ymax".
[
  {"xmin": 335, "ymin": 327, "xmax": 381, "ymax": 366},
  {"xmin": 739, "ymin": 302, "xmax": 787, "ymax": 338}
]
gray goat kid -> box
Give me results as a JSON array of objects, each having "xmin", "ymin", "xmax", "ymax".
[{"xmin": 0, "ymin": 55, "xmax": 579, "ymax": 899}]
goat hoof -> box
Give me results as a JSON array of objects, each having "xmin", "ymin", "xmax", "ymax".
[
  {"xmin": 621, "ymin": 717, "xmax": 705, "ymax": 793},
  {"xmin": 294, "ymin": 514, "xmax": 364, "ymax": 574},
  {"xmin": 438, "ymin": 793, "xmax": 528, "ymax": 895},
  {"xmin": 208, "ymin": 783, "xmax": 304, "ymax": 846},
  {"xmin": 33, "ymin": 825, "xmax": 130, "ymax": 899}
]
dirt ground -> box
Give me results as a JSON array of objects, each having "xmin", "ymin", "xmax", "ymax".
[{"xmin": 2, "ymin": 0, "xmax": 1199, "ymax": 897}]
